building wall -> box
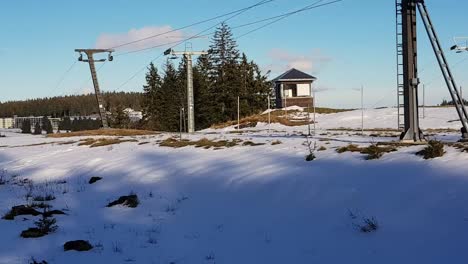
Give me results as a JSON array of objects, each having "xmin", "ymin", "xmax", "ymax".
[
  {"xmin": 275, "ymin": 81, "xmax": 314, "ymax": 108},
  {"xmin": 0, "ymin": 118, "xmax": 14, "ymax": 129},
  {"xmin": 297, "ymin": 84, "xmax": 311, "ymax": 96},
  {"xmin": 14, "ymin": 117, "xmax": 61, "ymax": 131}
]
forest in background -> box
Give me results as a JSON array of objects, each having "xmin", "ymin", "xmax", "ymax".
[{"xmin": 0, "ymin": 92, "xmax": 143, "ymax": 118}]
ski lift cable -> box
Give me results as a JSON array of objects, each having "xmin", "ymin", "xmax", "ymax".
[
  {"xmin": 45, "ymin": 60, "xmax": 78, "ymax": 98},
  {"xmin": 113, "ymin": 0, "xmax": 273, "ymax": 91},
  {"xmin": 109, "ymin": 0, "xmax": 274, "ymax": 50},
  {"xmin": 236, "ymin": 0, "xmax": 343, "ymax": 40},
  {"xmin": 114, "ymin": 0, "xmax": 337, "ymax": 57}
]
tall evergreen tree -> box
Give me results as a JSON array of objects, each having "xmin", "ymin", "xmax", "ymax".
[
  {"xmin": 142, "ymin": 63, "xmax": 163, "ymax": 130},
  {"xmin": 159, "ymin": 60, "xmax": 184, "ymax": 132},
  {"xmin": 42, "ymin": 116, "xmax": 53, "ymax": 134},
  {"xmin": 34, "ymin": 122, "xmax": 42, "ymax": 135},
  {"xmin": 112, "ymin": 105, "xmax": 130, "ymax": 129},
  {"xmin": 208, "ymin": 22, "xmax": 243, "ymax": 122},
  {"xmin": 193, "ymin": 54, "xmax": 216, "ymax": 130},
  {"xmin": 21, "ymin": 119, "xmax": 31, "ymax": 134}
]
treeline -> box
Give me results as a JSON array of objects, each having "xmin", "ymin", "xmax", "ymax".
[
  {"xmin": 440, "ymin": 98, "xmax": 468, "ymax": 106},
  {"xmin": 142, "ymin": 23, "xmax": 272, "ymax": 131},
  {"xmin": 0, "ymin": 92, "xmax": 143, "ymax": 118}
]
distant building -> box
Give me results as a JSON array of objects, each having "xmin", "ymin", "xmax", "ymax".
[
  {"xmin": 124, "ymin": 108, "xmax": 143, "ymax": 122},
  {"xmin": 14, "ymin": 116, "xmax": 61, "ymax": 131},
  {"xmin": 0, "ymin": 118, "xmax": 14, "ymax": 129},
  {"xmin": 273, "ymin": 68, "xmax": 317, "ymax": 108}
]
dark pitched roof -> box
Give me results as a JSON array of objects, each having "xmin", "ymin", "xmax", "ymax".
[{"xmin": 273, "ymin": 68, "xmax": 317, "ymax": 82}]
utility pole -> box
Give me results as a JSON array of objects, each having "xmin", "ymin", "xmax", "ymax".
[
  {"xmin": 237, "ymin": 96, "xmax": 240, "ymax": 130},
  {"xmin": 361, "ymin": 85, "xmax": 364, "ymax": 135},
  {"xmin": 165, "ymin": 47, "xmax": 207, "ymax": 133},
  {"xmin": 267, "ymin": 96, "xmax": 271, "ymax": 134},
  {"xmin": 311, "ymin": 83, "xmax": 316, "ymax": 136},
  {"xmin": 422, "ymin": 84, "xmax": 426, "ymax": 119},
  {"xmin": 75, "ymin": 49, "xmax": 114, "ymax": 129}
]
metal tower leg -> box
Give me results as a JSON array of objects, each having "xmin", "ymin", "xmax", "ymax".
[
  {"xmin": 417, "ymin": 2, "xmax": 468, "ymax": 138},
  {"xmin": 87, "ymin": 56, "xmax": 109, "ymax": 129},
  {"xmin": 400, "ymin": 0, "xmax": 424, "ymax": 142},
  {"xmin": 396, "ymin": 0, "xmax": 405, "ymax": 131},
  {"xmin": 186, "ymin": 54, "xmax": 195, "ymax": 133}
]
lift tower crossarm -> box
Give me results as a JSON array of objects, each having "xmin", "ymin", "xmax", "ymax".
[{"xmin": 75, "ymin": 49, "xmax": 114, "ymax": 129}]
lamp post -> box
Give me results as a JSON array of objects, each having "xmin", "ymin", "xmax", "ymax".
[{"xmin": 352, "ymin": 86, "xmax": 364, "ymax": 135}]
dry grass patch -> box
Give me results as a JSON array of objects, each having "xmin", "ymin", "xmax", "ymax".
[
  {"xmin": 159, "ymin": 138, "xmax": 242, "ymax": 149},
  {"xmin": 336, "ymin": 144, "xmax": 362, "ymax": 153},
  {"xmin": 304, "ymin": 107, "xmax": 353, "ymax": 114},
  {"xmin": 337, "ymin": 144, "xmax": 397, "ymax": 160},
  {"xmin": 242, "ymin": 141, "xmax": 266, "ymax": 147},
  {"xmin": 416, "ymin": 140, "xmax": 445, "ymax": 159},
  {"xmin": 78, "ymin": 138, "xmax": 138, "ymax": 148},
  {"xmin": 48, "ymin": 129, "xmax": 157, "ymax": 138},
  {"xmin": 271, "ymin": 140, "xmax": 282, "ymax": 145},
  {"xmin": 211, "ymin": 112, "xmax": 313, "ymax": 129}
]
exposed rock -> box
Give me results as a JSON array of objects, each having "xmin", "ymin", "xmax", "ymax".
[
  {"xmin": 107, "ymin": 194, "xmax": 139, "ymax": 208},
  {"xmin": 3, "ymin": 205, "xmax": 41, "ymax": 220},
  {"xmin": 21, "ymin": 228, "xmax": 46, "ymax": 238},
  {"xmin": 89, "ymin": 177, "xmax": 103, "ymax": 184},
  {"xmin": 63, "ymin": 240, "xmax": 93, "ymax": 251}
]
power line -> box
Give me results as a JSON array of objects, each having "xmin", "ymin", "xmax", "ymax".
[
  {"xmin": 424, "ymin": 54, "xmax": 468, "ymax": 87},
  {"xmin": 46, "ymin": 60, "xmax": 78, "ymax": 97},
  {"xmin": 114, "ymin": 0, "xmax": 342, "ymax": 57},
  {"xmin": 114, "ymin": 0, "xmax": 273, "ymax": 91},
  {"xmin": 110, "ymin": 0, "xmax": 274, "ymax": 50},
  {"xmin": 236, "ymin": 0, "xmax": 343, "ymax": 39},
  {"xmin": 63, "ymin": 62, "xmax": 108, "ymax": 97}
]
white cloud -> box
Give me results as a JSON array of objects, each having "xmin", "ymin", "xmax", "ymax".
[
  {"xmin": 95, "ymin": 26, "xmax": 185, "ymax": 51},
  {"xmin": 266, "ymin": 48, "xmax": 332, "ymax": 74}
]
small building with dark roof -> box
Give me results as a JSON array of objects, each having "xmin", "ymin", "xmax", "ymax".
[{"xmin": 272, "ymin": 68, "xmax": 317, "ymax": 108}]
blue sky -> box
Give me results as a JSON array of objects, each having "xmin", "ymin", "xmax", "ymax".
[{"xmin": 1, "ymin": 0, "xmax": 468, "ymax": 108}]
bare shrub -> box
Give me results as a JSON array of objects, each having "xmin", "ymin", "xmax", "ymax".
[{"xmin": 305, "ymin": 137, "xmax": 317, "ymax": 161}]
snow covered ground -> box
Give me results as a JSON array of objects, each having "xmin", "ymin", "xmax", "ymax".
[{"xmin": 1, "ymin": 107, "xmax": 468, "ymax": 264}]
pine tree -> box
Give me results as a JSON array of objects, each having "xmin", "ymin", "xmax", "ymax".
[
  {"xmin": 208, "ymin": 22, "xmax": 242, "ymax": 122},
  {"xmin": 41, "ymin": 116, "xmax": 53, "ymax": 134},
  {"xmin": 21, "ymin": 119, "xmax": 31, "ymax": 134},
  {"xmin": 33, "ymin": 122, "xmax": 42, "ymax": 135},
  {"xmin": 159, "ymin": 60, "xmax": 183, "ymax": 132},
  {"xmin": 142, "ymin": 63, "xmax": 163, "ymax": 130},
  {"xmin": 62, "ymin": 117, "xmax": 72, "ymax": 132},
  {"xmin": 193, "ymin": 54, "xmax": 216, "ymax": 130},
  {"xmin": 112, "ymin": 105, "xmax": 130, "ymax": 129}
]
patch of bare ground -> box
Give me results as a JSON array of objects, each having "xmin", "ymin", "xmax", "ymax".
[
  {"xmin": 159, "ymin": 137, "xmax": 243, "ymax": 149},
  {"xmin": 48, "ymin": 129, "xmax": 157, "ymax": 138},
  {"xmin": 211, "ymin": 111, "xmax": 314, "ymax": 129},
  {"xmin": 336, "ymin": 144, "xmax": 398, "ymax": 160},
  {"xmin": 78, "ymin": 138, "xmax": 138, "ymax": 148}
]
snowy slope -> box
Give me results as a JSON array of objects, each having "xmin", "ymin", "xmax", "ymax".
[
  {"xmin": 212, "ymin": 106, "xmax": 463, "ymax": 132},
  {"xmin": 0, "ymin": 108, "xmax": 468, "ymax": 264}
]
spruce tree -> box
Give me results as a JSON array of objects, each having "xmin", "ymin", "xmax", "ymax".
[
  {"xmin": 62, "ymin": 117, "xmax": 72, "ymax": 132},
  {"xmin": 21, "ymin": 119, "xmax": 32, "ymax": 134},
  {"xmin": 193, "ymin": 54, "xmax": 216, "ymax": 130},
  {"xmin": 208, "ymin": 22, "xmax": 242, "ymax": 122},
  {"xmin": 42, "ymin": 116, "xmax": 53, "ymax": 134},
  {"xmin": 159, "ymin": 60, "xmax": 183, "ymax": 132},
  {"xmin": 112, "ymin": 105, "xmax": 130, "ymax": 129},
  {"xmin": 142, "ymin": 63, "xmax": 163, "ymax": 130},
  {"xmin": 34, "ymin": 122, "xmax": 42, "ymax": 135}
]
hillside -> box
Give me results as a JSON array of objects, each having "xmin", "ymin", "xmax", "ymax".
[{"xmin": 0, "ymin": 107, "xmax": 468, "ymax": 263}]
